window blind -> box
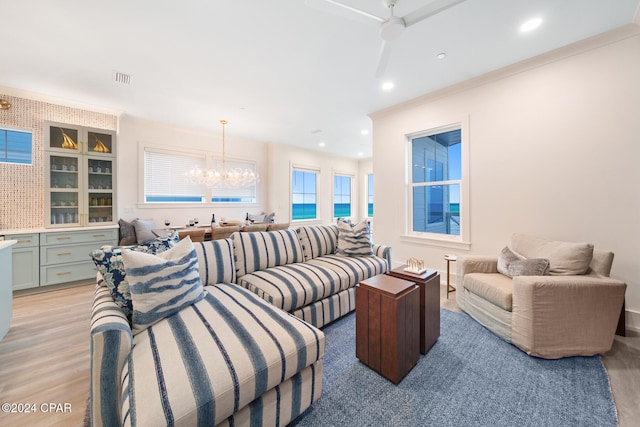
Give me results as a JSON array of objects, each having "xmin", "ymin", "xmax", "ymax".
[
  {"xmin": 144, "ymin": 148, "xmax": 206, "ymax": 202},
  {"xmin": 0, "ymin": 128, "xmax": 32, "ymax": 165}
]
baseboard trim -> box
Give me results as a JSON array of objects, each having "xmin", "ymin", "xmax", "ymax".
[{"xmin": 625, "ymin": 308, "xmax": 640, "ymax": 335}]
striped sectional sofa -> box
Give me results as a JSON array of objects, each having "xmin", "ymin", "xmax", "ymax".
[
  {"xmin": 90, "ymin": 238, "xmax": 325, "ymax": 427},
  {"xmin": 232, "ymin": 225, "xmax": 392, "ymax": 328}
]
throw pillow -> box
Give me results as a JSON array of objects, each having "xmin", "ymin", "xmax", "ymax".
[
  {"xmin": 497, "ymin": 246, "xmax": 550, "ymax": 278},
  {"xmin": 296, "ymin": 224, "xmax": 339, "ymax": 261},
  {"xmin": 232, "ymin": 229, "xmax": 304, "ymax": 277},
  {"xmin": 132, "ymin": 218, "xmax": 157, "ymax": 244},
  {"xmin": 89, "ymin": 231, "xmax": 179, "ymax": 319},
  {"xmin": 122, "ymin": 237, "xmax": 204, "ymax": 335},
  {"xmin": 336, "ymin": 219, "xmax": 373, "ymax": 257},
  {"xmin": 497, "ymin": 246, "xmax": 523, "ymax": 276},
  {"xmin": 118, "ymin": 218, "xmax": 137, "ymax": 246}
]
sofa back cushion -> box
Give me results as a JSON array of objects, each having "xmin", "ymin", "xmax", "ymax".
[
  {"xmin": 193, "ymin": 238, "xmax": 236, "ymax": 285},
  {"xmin": 232, "ymin": 229, "xmax": 304, "ymax": 277},
  {"xmin": 296, "ymin": 225, "xmax": 338, "ymax": 261},
  {"xmin": 511, "ymin": 233, "xmax": 594, "ymax": 276}
]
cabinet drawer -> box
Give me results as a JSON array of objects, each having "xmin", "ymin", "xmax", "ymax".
[
  {"xmin": 40, "ymin": 261, "xmax": 97, "ymax": 286},
  {"xmin": 5, "ymin": 233, "xmax": 39, "ymax": 248},
  {"xmin": 40, "ymin": 241, "xmax": 113, "ymax": 266},
  {"xmin": 42, "ymin": 229, "xmax": 118, "ymax": 246}
]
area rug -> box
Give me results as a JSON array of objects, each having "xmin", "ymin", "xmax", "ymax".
[{"xmin": 291, "ymin": 309, "xmax": 617, "ymax": 427}]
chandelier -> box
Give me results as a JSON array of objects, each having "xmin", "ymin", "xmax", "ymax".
[{"xmin": 185, "ymin": 119, "xmax": 259, "ymax": 189}]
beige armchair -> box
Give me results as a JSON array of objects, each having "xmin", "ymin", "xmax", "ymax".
[{"xmin": 456, "ymin": 234, "xmax": 626, "ymax": 359}]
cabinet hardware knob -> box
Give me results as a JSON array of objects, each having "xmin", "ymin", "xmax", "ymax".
[
  {"xmin": 93, "ymin": 234, "xmax": 105, "ymax": 237},
  {"xmin": 56, "ymin": 271, "xmax": 71, "ymax": 275},
  {"xmin": 57, "ymin": 252, "xmax": 72, "ymax": 256},
  {"xmin": 17, "ymin": 239, "xmax": 31, "ymax": 243},
  {"xmin": 56, "ymin": 236, "xmax": 71, "ymax": 240}
]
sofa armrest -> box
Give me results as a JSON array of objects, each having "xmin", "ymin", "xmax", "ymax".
[
  {"xmin": 511, "ymin": 275, "xmax": 626, "ymax": 358},
  {"xmin": 373, "ymin": 244, "xmax": 392, "ymax": 270},
  {"xmin": 90, "ymin": 285, "xmax": 133, "ymax": 427}
]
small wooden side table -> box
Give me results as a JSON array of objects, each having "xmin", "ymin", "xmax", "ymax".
[
  {"xmin": 444, "ymin": 254, "xmax": 457, "ymax": 299},
  {"xmin": 387, "ymin": 266, "xmax": 440, "ymax": 355},
  {"xmin": 356, "ymin": 275, "xmax": 420, "ymax": 384}
]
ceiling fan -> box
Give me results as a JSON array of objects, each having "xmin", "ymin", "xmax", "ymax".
[{"xmin": 307, "ymin": 0, "xmax": 466, "ymax": 78}]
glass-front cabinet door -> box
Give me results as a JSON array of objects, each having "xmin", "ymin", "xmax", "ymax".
[
  {"xmin": 86, "ymin": 157, "xmax": 114, "ymax": 224},
  {"xmin": 46, "ymin": 153, "xmax": 82, "ymax": 227},
  {"xmin": 44, "ymin": 122, "xmax": 117, "ymax": 228}
]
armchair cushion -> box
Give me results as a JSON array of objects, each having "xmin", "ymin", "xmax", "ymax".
[{"xmin": 511, "ymin": 234, "xmax": 593, "ymax": 275}]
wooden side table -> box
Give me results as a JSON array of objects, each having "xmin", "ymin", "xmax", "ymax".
[
  {"xmin": 356, "ymin": 275, "xmax": 420, "ymax": 384},
  {"xmin": 444, "ymin": 254, "xmax": 457, "ymax": 299},
  {"xmin": 387, "ymin": 266, "xmax": 440, "ymax": 354}
]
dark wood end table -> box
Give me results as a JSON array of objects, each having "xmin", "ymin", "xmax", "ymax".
[
  {"xmin": 387, "ymin": 266, "xmax": 441, "ymax": 354},
  {"xmin": 356, "ymin": 274, "xmax": 420, "ymax": 384}
]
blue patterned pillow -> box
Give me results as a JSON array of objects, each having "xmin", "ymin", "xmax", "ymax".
[
  {"xmin": 336, "ymin": 219, "xmax": 373, "ymax": 257},
  {"xmin": 90, "ymin": 231, "xmax": 179, "ymax": 319},
  {"xmin": 122, "ymin": 237, "xmax": 205, "ymax": 335}
]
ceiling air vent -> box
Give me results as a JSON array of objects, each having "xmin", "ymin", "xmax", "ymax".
[{"xmin": 113, "ymin": 71, "xmax": 132, "ymax": 85}]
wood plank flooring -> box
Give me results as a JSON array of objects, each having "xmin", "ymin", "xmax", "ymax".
[
  {"xmin": 0, "ymin": 282, "xmax": 638, "ymax": 427},
  {"xmin": 0, "ymin": 284, "xmax": 94, "ymax": 427}
]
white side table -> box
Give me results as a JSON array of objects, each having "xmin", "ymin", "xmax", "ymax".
[{"xmin": 444, "ymin": 254, "xmax": 457, "ymax": 299}]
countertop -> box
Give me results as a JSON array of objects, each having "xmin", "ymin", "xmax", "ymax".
[{"xmin": 0, "ymin": 224, "xmax": 118, "ymax": 235}]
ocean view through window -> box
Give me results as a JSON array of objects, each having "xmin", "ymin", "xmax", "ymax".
[
  {"xmin": 410, "ymin": 127, "xmax": 461, "ymax": 236},
  {"xmin": 292, "ymin": 169, "xmax": 317, "ymax": 220},
  {"xmin": 367, "ymin": 173, "xmax": 374, "ymax": 217},
  {"xmin": 333, "ymin": 174, "xmax": 351, "ymax": 218}
]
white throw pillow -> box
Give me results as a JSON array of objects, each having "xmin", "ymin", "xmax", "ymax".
[{"xmin": 122, "ymin": 236, "xmax": 205, "ymax": 335}]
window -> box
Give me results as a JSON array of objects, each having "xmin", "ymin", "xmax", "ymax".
[
  {"xmin": 144, "ymin": 148, "xmax": 206, "ymax": 203},
  {"xmin": 410, "ymin": 127, "xmax": 461, "ymax": 236},
  {"xmin": 292, "ymin": 169, "xmax": 317, "ymax": 220},
  {"xmin": 0, "ymin": 127, "xmax": 32, "ymax": 165},
  {"xmin": 333, "ymin": 174, "xmax": 351, "ymax": 218},
  {"xmin": 143, "ymin": 146, "xmax": 257, "ymax": 204},
  {"xmin": 209, "ymin": 158, "xmax": 257, "ymax": 203},
  {"xmin": 367, "ymin": 173, "xmax": 374, "ymax": 217}
]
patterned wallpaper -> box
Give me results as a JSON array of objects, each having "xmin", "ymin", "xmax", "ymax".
[{"xmin": 0, "ymin": 94, "xmax": 117, "ymax": 230}]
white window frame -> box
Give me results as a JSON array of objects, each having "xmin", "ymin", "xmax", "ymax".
[
  {"xmin": 138, "ymin": 142, "xmax": 259, "ymax": 208},
  {"xmin": 402, "ymin": 119, "xmax": 471, "ymax": 250},
  {"xmin": 332, "ymin": 170, "xmax": 354, "ymax": 220},
  {"xmin": 290, "ymin": 163, "xmax": 320, "ymax": 223}
]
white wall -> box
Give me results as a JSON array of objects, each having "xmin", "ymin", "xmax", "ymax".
[
  {"xmin": 267, "ymin": 142, "xmax": 363, "ymax": 226},
  {"xmin": 371, "ymin": 31, "xmax": 640, "ymax": 329},
  {"xmin": 117, "ymin": 115, "xmax": 268, "ymax": 226}
]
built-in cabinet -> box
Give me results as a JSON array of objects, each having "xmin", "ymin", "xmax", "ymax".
[
  {"xmin": 44, "ymin": 121, "xmax": 117, "ymax": 228},
  {"xmin": 2, "ymin": 227, "xmax": 118, "ymax": 291}
]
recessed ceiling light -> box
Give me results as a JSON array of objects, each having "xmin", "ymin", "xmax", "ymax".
[
  {"xmin": 318, "ymin": 142, "xmax": 326, "ymax": 147},
  {"xmin": 436, "ymin": 52, "xmax": 446, "ymax": 60},
  {"xmin": 357, "ymin": 152, "xmax": 364, "ymax": 156},
  {"xmin": 361, "ymin": 129, "xmax": 369, "ymax": 135},
  {"xmin": 381, "ymin": 81, "xmax": 394, "ymax": 91},
  {"xmin": 520, "ymin": 17, "xmax": 542, "ymax": 33}
]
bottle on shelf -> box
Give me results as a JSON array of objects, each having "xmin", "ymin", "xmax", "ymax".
[
  {"xmin": 245, "ymin": 212, "xmax": 250, "ymax": 225},
  {"xmin": 211, "ymin": 213, "xmax": 216, "ymax": 228}
]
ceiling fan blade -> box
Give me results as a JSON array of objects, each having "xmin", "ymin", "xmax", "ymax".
[
  {"xmin": 375, "ymin": 40, "xmax": 394, "ymax": 78},
  {"xmin": 305, "ymin": 0, "xmax": 385, "ymax": 26},
  {"xmin": 403, "ymin": 0, "xmax": 466, "ymax": 28}
]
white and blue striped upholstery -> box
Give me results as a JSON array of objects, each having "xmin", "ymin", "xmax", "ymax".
[
  {"xmin": 296, "ymin": 225, "xmax": 338, "ymax": 261},
  {"xmin": 90, "ymin": 284, "xmax": 133, "ymax": 427},
  {"xmin": 232, "ymin": 229, "xmax": 304, "ymax": 278},
  {"xmin": 120, "ymin": 283, "xmax": 324, "ymax": 427},
  {"xmin": 236, "ymin": 253, "xmax": 388, "ymax": 316},
  {"xmin": 292, "ymin": 287, "xmax": 356, "ymax": 329},
  {"xmin": 193, "ymin": 238, "xmax": 236, "ymax": 285},
  {"xmin": 122, "ymin": 237, "xmax": 205, "ymax": 335}
]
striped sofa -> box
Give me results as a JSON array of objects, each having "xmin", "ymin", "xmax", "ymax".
[
  {"xmin": 90, "ymin": 238, "xmax": 325, "ymax": 427},
  {"xmin": 232, "ymin": 225, "xmax": 392, "ymax": 328}
]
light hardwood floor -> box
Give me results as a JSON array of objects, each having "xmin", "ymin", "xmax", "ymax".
[{"xmin": 0, "ymin": 283, "xmax": 638, "ymax": 427}]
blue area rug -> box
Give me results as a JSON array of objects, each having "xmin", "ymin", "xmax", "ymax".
[{"xmin": 291, "ymin": 309, "xmax": 617, "ymax": 427}]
